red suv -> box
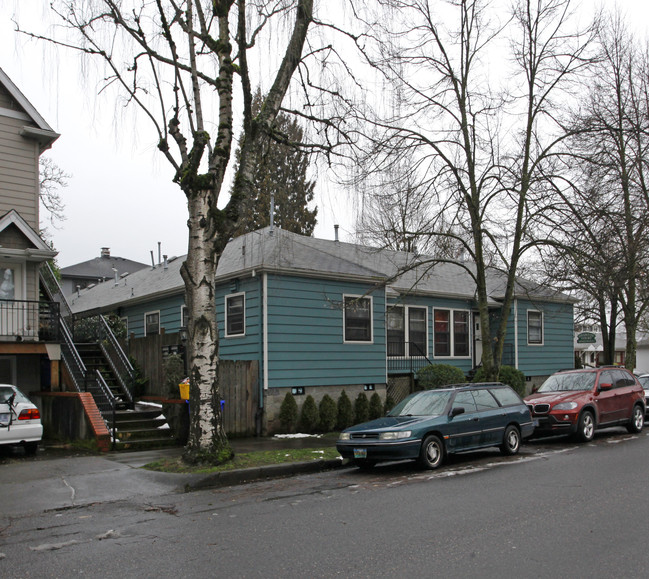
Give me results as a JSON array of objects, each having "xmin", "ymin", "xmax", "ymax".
[{"xmin": 525, "ymin": 367, "xmax": 645, "ymax": 441}]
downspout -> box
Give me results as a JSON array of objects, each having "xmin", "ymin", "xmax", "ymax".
[
  {"xmin": 263, "ymin": 272, "xmax": 269, "ymax": 392},
  {"xmin": 514, "ymin": 299, "xmax": 519, "ymax": 369}
]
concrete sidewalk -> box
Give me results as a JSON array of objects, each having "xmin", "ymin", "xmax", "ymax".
[{"xmin": 0, "ymin": 436, "xmax": 346, "ymax": 518}]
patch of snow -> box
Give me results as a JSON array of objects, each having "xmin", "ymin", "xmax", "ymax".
[
  {"xmin": 136, "ymin": 401, "xmax": 163, "ymax": 409},
  {"xmin": 157, "ymin": 423, "xmax": 170, "ymax": 430},
  {"xmin": 273, "ymin": 433, "xmax": 323, "ymax": 439}
]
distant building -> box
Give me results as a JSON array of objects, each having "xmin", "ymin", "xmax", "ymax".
[{"xmin": 59, "ymin": 247, "xmax": 148, "ymax": 296}]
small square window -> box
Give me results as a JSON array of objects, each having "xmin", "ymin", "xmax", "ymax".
[
  {"xmin": 145, "ymin": 311, "xmax": 160, "ymax": 336},
  {"xmin": 528, "ymin": 311, "xmax": 543, "ymax": 345},
  {"xmin": 226, "ymin": 293, "xmax": 245, "ymax": 336},
  {"xmin": 344, "ymin": 296, "xmax": 372, "ymax": 342}
]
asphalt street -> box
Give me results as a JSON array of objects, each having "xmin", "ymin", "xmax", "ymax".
[{"xmin": 1, "ymin": 428, "xmax": 648, "ymax": 578}]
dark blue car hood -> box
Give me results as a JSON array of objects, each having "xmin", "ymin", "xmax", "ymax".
[{"xmin": 344, "ymin": 415, "xmax": 437, "ymax": 433}]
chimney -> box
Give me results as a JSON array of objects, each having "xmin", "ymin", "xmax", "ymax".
[
  {"xmin": 101, "ymin": 247, "xmax": 110, "ymax": 257},
  {"xmin": 334, "ymin": 224, "xmax": 339, "ymax": 242}
]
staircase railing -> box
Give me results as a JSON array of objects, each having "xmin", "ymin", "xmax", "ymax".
[
  {"xmin": 387, "ymin": 341, "xmax": 434, "ymax": 374},
  {"xmin": 59, "ymin": 315, "xmax": 87, "ymax": 393},
  {"xmin": 73, "ymin": 315, "xmax": 134, "ymax": 406},
  {"xmin": 39, "ymin": 262, "xmax": 74, "ymax": 323},
  {"xmin": 89, "ymin": 369, "xmax": 117, "ymax": 450},
  {"xmin": 97, "ymin": 315, "xmax": 134, "ymax": 406}
]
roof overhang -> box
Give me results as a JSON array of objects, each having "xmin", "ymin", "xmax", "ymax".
[{"xmin": 0, "ymin": 210, "xmax": 57, "ymax": 261}]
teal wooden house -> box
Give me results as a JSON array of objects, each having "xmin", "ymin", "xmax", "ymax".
[{"xmin": 69, "ymin": 227, "xmax": 575, "ymax": 432}]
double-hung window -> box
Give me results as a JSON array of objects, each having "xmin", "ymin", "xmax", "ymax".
[
  {"xmin": 434, "ymin": 309, "xmax": 470, "ymax": 357},
  {"xmin": 344, "ymin": 295, "xmax": 372, "ymax": 343},
  {"xmin": 144, "ymin": 311, "xmax": 160, "ymax": 336},
  {"xmin": 527, "ymin": 310, "xmax": 543, "ymax": 345},
  {"xmin": 387, "ymin": 306, "xmax": 427, "ymax": 356},
  {"xmin": 225, "ymin": 293, "xmax": 245, "ymax": 337}
]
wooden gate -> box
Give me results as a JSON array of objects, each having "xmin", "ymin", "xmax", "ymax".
[{"xmin": 219, "ymin": 360, "xmax": 259, "ymax": 436}]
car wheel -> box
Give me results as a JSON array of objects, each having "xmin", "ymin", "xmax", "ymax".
[
  {"xmin": 418, "ymin": 435, "xmax": 444, "ymax": 470},
  {"xmin": 500, "ymin": 425, "xmax": 521, "ymax": 456},
  {"xmin": 24, "ymin": 442, "xmax": 38, "ymax": 456},
  {"xmin": 354, "ymin": 459, "xmax": 376, "ymax": 470},
  {"xmin": 626, "ymin": 405, "xmax": 644, "ymax": 434},
  {"xmin": 576, "ymin": 410, "xmax": 595, "ymax": 442}
]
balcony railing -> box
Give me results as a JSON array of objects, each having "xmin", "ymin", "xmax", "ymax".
[{"xmin": 0, "ymin": 299, "xmax": 60, "ymax": 341}]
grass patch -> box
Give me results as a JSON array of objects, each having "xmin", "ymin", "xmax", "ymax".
[{"xmin": 144, "ymin": 447, "xmax": 342, "ymax": 474}]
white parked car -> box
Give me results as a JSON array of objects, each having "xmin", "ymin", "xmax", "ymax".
[
  {"xmin": 0, "ymin": 384, "xmax": 43, "ymax": 455},
  {"xmin": 637, "ymin": 373, "xmax": 649, "ymax": 419}
]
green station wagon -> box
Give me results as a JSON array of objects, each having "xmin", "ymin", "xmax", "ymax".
[{"xmin": 337, "ymin": 383, "xmax": 534, "ymax": 469}]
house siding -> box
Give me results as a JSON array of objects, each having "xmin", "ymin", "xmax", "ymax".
[
  {"xmin": 510, "ymin": 299, "xmax": 574, "ymax": 376},
  {"xmin": 119, "ymin": 294, "xmax": 185, "ymax": 337},
  {"xmin": 0, "ymin": 113, "xmax": 39, "ymax": 229},
  {"xmin": 217, "ymin": 274, "xmax": 387, "ymax": 389}
]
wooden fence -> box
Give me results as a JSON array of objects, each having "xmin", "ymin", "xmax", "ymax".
[{"xmin": 124, "ymin": 332, "xmax": 259, "ymax": 436}]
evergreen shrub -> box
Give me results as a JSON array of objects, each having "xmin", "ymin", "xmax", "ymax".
[
  {"xmin": 384, "ymin": 395, "xmax": 396, "ymax": 414},
  {"xmin": 417, "ymin": 364, "xmax": 466, "ymax": 389},
  {"xmin": 369, "ymin": 392, "xmax": 383, "ymax": 420},
  {"xmin": 279, "ymin": 392, "xmax": 298, "ymax": 433},
  {"xmin": 354, "ymin": 392, "xmax": 370, "ymax": 424},
  {"xmin": 300, "ymin": 395, "xmax": 319, "ymax": 433},
  {"xmin": 319, "ymin": 394, "xmax": 337, "ymax": 432},
  {"xmin": 336, "ymin": 390, "xmax": 354, "ymax": 430}
]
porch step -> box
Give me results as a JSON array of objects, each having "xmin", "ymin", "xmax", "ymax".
[{"xmin": 108, "ymin": 403, "xmax": 179, "ymax": 451}]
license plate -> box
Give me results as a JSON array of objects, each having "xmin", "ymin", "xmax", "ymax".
[
  {"xmin": 353, "ymin": 448, "xmax": 367, "ymax": 459},
  {"xmin": 0, "ymin": 412, "xmax": 10, "ymax": 426},
  {"xmin": 533, "ymin": 418, "xmax": 539, "ymax": 427}
]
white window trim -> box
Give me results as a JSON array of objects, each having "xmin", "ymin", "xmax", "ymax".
[
  {"xmin": 343, "ymin": 294, "xmax": 374, "ymax": 344},
  {"xmin": 388, "ymin": 305, "xmax": 428, "ymax": 357},
  {"xmin": 527, "ymin": 310, "xmax": 544, "ymax": 346},
  {"xmin": 144, "ymin": 310, "xmax": 160, "ymax": 337},
  {"xmin": 225, "ymin": 292, "xmax": 246, "ymax": 337},
  {"xmin": 120, "ymin": 316, "xmax": 128, "ymax": 335},
  {"xmin": 433, "ymin": 308, "xmax": 472, "ymax": 359},
  {"xmin": 180, "ymin": 305, "xmax": 189, "ymax": 329}
]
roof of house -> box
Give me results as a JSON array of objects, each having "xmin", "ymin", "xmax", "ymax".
[
  {"xmin": 0, "ymin": 67, "xmax": 60, "ymax": 150},
  {"xmin": 68, "ymin": 227, "xmax": 575, "ymax": 314},
  {"xmin": 61, "ymin": 254, "xmax": 149, "ymax": 282}
]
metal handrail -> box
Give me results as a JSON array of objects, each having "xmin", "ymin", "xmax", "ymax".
[
  {"xmin": 90, "ymin": 369, "xmax": 118, "ymax": 451},
  {"xmin": 387, "ymin": 341, "xmax": 434, "ymax": 373},
  {"xmin": 98, "ymin": 315, "xmax": 134, "ymax": 405},
  {"xmin": 39, "ymin": 262, "xmax": 74, "ymax": 323},
  {"xmin": 59, "ymin": 315, "xmax": 87, "ymax": 393}
]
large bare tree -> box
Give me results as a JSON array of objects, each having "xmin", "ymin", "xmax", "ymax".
[
  {"xmin": 21, "ymin": 0, "xmax": 314, "ymax": 463},
  {"xmin": 345, "ymin": 0, "xmax": 597, "ymax": 378}
]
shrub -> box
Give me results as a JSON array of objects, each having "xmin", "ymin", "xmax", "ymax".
[
  {"xmin": 279, "ymin": 392, "xmax": 298, "ymax": 433},
  {"xmin": 384, "ymin": 395, "xmax": 396, "ymax": 414},
  {"xmin": 299, "ymin": 395, "xmax": 319, "ymax": 433},
  {"xmin": 417, "ymin": 364, "xmax": 466, "ymax": 389},
  {"xmin": 472, "ymin": 365, "xmax": 526, "ymax": 396},
  {"xmin": 319, "ymin": 394, "xmax": 337, "ymax": 432},
  {"xmin": 369, "ymin": 392, "xmax": 383, "ymax": 420},
  {"xmin": 354, "ymin": 392, "xmax": 370, "ymax": 424},
  {"xmin": 336, "ymin": 390, "xmax": 354, "ymax": 430}
]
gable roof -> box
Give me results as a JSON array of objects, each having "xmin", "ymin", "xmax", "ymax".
[
  {"xmin": 61, "ymin": 254, "xmax": 149, "ymax": 281},
  {"xmin": 69, "ymin": 227, "xmax": 575, "ymax": 314},
  {"xmin": 0, "ymin": 209, "xmax": 57, "ymax": 261},
  {"xmin": 0, "ymin": 67, "xmax": 60, "ymax": 150}
]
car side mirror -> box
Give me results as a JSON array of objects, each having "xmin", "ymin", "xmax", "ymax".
[
  {"xmin": 450, "ymin": 407, "xmax": 465, "ymax": 418},
  {"xmin": 599, "ymin": 382, "xmax": 613, "ymax": 391},
  {"xmin": 531, "ymin": 385, "xmax": 538, "ymax": 394}
]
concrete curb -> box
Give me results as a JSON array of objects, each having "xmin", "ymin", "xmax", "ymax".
[{"xmin": 184, "ymin": 457, "xmax": 349, "ymax": 491}]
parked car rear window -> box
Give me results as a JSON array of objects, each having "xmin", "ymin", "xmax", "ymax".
[{"xmin": 489, "ymin": 387, "xmax": 523, "ymax": 406}]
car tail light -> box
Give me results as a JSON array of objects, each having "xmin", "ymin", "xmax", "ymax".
[{"xmin": 18, "ymin": 408, "xmax": 40, "ymax": 420}]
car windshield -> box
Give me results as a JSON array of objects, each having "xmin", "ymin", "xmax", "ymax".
[
  {"xmin": 538, "ymin": 372, "xmax": 597, "ymax": 392},
  {"xmin": 637, "ymin": 376, "xmax": 649, "ymax": 389},
  {"xmin": 388, "ymin": 390, "xmax": 453, "ymax": 417}
]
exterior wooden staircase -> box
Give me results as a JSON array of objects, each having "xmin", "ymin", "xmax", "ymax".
[{"xmin": 112, "ymin": 402, "xmax": 177, "ymax": 450}]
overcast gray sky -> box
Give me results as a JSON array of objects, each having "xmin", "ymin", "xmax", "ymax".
[{"xmin": 1, "ymin": 1, "xmax": 648, "ymax": 268}]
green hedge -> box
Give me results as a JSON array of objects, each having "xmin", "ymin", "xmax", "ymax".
[
  {"xmin": 417, "ymin": 364, "xmax": 466, "ymax": 389},
  {"xmin": 472, "ymin": 365, "xmax": 526, "ymax": 396}
]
